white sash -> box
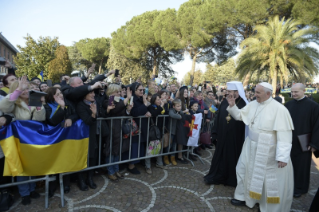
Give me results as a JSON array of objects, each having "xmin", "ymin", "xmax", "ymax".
[{"xmin": 248, "ymin": 131, "xmax": 280, "ymax": 204}]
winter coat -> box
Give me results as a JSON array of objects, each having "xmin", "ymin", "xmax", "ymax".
[
  {"xmin": 131, "ymin": 94, "xmax": 148, "ymax": 143},
  {"xmin": 147, "ymin": 105, "xmax": 165, "ymax": 134},
  {"xmin": 103, "ymin": 98, "xmax": 130, "ymax": 156},
  {"xmin": 0, "ymin": 94, "xmax": 45, "ymax": 121},
  {"xmin": 44, "ymin": 98, "xmax": 79, "ymax": 126},
  {"xmin": 76, "ymin": 99, "xmax": 108, "ymax": 159},
  {"xmin": 168, "ymin": 108, "xmax": 182, "ymax": 135}
]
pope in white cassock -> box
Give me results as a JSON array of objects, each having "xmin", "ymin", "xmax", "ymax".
[{"xmin": 226, "ymin": 82, "xmax": 294, "ymax": 212}]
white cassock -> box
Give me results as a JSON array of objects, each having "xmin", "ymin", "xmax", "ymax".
[{"xmin": 227, "ymin": 97, "xmax": 294, "ymax": 212}]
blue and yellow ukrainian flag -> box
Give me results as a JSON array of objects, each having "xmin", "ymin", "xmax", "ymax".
[
  {"xmin": 209, "ymin": 105, "xmax": 218, "ymax": 113},
  {"xmin": 37, "ymin": 71, "xmax": 44, "ymax": 82},
  {"xmin": 0, "ymin": 120, "xmax": 89, "ymax": 176}
]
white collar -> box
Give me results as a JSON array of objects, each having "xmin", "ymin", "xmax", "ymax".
[{"xmin": 259, "ymin": 97, "xmax": 273, "ymax": 105}]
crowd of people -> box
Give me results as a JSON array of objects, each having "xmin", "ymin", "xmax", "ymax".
[
  {"xmin": 0, "ymin": 62, "xmax": 318, "ymax": 211},
  {"xmin": 0, "ymin": 64, "xmax": 220, "ymax": 207}
]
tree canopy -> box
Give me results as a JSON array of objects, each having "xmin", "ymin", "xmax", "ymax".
[
  {"xmin": 235, "ymin": 15, "xmax": 319, "ymax": 93},
  {"xmin": 47, "ymin": 45, "xmax": 72, "ymax": 82},
  {"xmin": 111, "ymin": 9, "xmax": 183, "ymax": 77},
  {"xmin": 14, "ymin": 34, "xmax": 59, "ymax": 79},
  {"xmin": 76, "ymin": 37, "xmax": 110, "ymax": 74}
]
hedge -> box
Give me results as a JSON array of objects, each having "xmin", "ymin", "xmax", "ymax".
[{"xmin": 281, "ymin": 93, "xmax": 319, "ymax": 104}]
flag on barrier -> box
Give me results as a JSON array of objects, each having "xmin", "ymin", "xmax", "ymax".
[
  {"xmin": 0, "ymin": 119, "xmax": 89, "ymax": 176},
  {"xmin": 187, "ymin": 113, "xmax": 202, "ymax": 147}
]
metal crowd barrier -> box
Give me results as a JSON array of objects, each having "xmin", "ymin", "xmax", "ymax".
[
  {"xmin": 0, "ymin": 175, "xmax": 56, "ymax": 208},
  {"xmin": 58, "ymin": 115, "xmax": 203, "ymax": 207},
  {"xmin": 0, "ymin": 114, "xmax": 210, "ymax": 209}
]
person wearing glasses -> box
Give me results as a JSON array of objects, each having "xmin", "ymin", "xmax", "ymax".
[{"xmin": 127, "ymin": 83, "xmax": 152, "ymax": 174}]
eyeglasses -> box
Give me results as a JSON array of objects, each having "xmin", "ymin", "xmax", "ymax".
[{"xmin": 137, "ymin": 89, "xmax": 145, "ymax": 92}]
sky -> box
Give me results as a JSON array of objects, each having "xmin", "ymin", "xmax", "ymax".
[{"xmin": 1, "ymin": 0, "xmax": 209, "ymax": 81}]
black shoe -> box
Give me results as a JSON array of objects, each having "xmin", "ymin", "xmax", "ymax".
[
  {"xmin": 177, "ymin": 158, "xmax": 188, "ymax": 164},
  {"xmin": 77, "ymin": 180, "xmax": 88, "ymax": 191},
  {"xmin": 86, "ymin": 179, "xmax": 97, "ymax": 189},
  {"xmin": 204, "ymin": 179, "xmax": 220, "ymax": 185},
  {"xmin": 293, "ymin": 193, "xmax": 302, "ymax": 198},
  {"xmin": 193, "ymin": 149, "xmax": 202, "ymax": 156},
  {"xmin": 127, "ymin": 167, "xmax": 141, "ymax": 175},
  {"xmin": 64, "ymin": 186, "xmax": 70, "ymax": 194},
  {"xmin": 206, "ymin": 145, "xmax": 213, "ymax": 149},
  {"xmin": 77, "ymin": 173, "xmax": 88, "ymax": 191},
  {"xmin": 49, "ymin": 190, "xmax": 54, "ymax": 198},
  {"xmin": 30, "ymin": 191, "xmax": 40, "ymax": 199},
  {"xmin": 189, "ymin": 154, "xmax": 197, "ymax": 161},
  {"xmin": 230, "ymin": 199, "xmax": 246, "ymax": 206},
  {"xmin": 21, "ymin": 195, "xmax": 31, "ymax": 205}
]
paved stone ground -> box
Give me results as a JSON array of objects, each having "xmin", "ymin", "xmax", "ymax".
[{"xmin": 7, "ymin": 148, "xmax": 319, "ymax": 212}]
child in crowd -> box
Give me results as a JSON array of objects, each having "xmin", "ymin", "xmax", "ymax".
[
  {"xmin": 189, "ymin": 101, "xmax": 199, "ymax": 115},
  {"xmin": 165, "ymin": 99, "xmax": 188, "ymax": 164}
]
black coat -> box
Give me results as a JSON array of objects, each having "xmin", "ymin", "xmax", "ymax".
[
  {"xmin": 44, "ymin": 99, "xmax": 79, "ymax": 126},
  {"xmin": 103, "ymin": 98, "xmax": 130, "ymax": 156},
  {"xmin": 76, "ymin": 99, "xmax": 107, "ymax": 158},
  {"xmin": 148, "ymin": 105, "xmax": 165, "ymax": 134},
  {"xmin": 131, "ymin": 95, "xmax": 148, "ymax": 143},
  {"xmin": 61, "ymin": 74, "xmax": 107, "ymax": 103},
  {"xmin": 204, "ymin": 96, "xmax": 246, "ymax": 187}
]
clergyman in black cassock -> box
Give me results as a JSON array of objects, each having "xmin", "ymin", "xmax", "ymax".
[
  {"xmin": 204, "ymin": 82, "xmax": 247, "ymax": 187},
  {"xmin": 285, "ymin": 83, "xmax": 319, "ymax": 197}
]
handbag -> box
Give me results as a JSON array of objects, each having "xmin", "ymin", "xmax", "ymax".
[
  {"xmin": 200, "ymin": 123, "xmax": 211, "ymax": 145},
  {"xmin": 147, "ymin": 140, "xmax": 162, "ymax": 156},
  {"xmin": 123, "ymin": 119, "xmax": 139, "ymax": 139},
  {"xmin": 149, "ymin": 119, "xmax": 162, "ymax": 141},
  {"xmin": 162, "ymin": 130, "xmax": 172, "ymax": 148},
  {"xmin": 0, "ymin": 190, "xmax": 14, "ymax": 211}
]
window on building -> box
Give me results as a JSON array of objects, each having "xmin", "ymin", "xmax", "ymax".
[{"xmin": 4, "ymin": 48, "xmax": 6, "ymax": 59}]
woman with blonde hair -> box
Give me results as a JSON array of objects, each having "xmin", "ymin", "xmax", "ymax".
[{"xmin": 0, "ymin": 76, "xmax": 45, "ymax": 206}]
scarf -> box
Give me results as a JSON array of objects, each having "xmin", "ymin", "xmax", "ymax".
[
  {"xmin": 194, "ymin": 98, "xmax": 204, "ymax": 110},
  {"xmin": 0, "ymin": 87, "xmax": 9, "ymax": 95},
  {"xmin": 47, "ymin": 102, "xmax": 60, "ymax": 118}
]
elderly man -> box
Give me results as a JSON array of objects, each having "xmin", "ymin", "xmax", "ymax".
[
  {"xmin": 285, "ymin": 83, "xmax": 319, "ymax": 198},
  {"xmin": 227, "ymin": 82, "xmax": 294, "ymax": 212},
  {"xmin": 204, "ymin": 81, "xmax": 248, "ymax": 187}
]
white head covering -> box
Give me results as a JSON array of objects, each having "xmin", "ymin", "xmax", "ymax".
[
  {"xmin": 259, "ymin": 82, "xmax": 273, "ymax": 91},
  {"xmin": 226, "ymin": 81, "xmax": 249, "ymax": 104}
]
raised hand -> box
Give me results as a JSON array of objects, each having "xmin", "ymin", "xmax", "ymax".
[
  {"xmin": 91, "ymin": 82, "xmax": 102, "ymax": 90},
  {"xmin": 227, "ymin": 94, "xmax": 236, "ymax": 107},
  {"xmin": 17, "ymin": 76, "xmax": 29, "ymax": 91},
  {"xmin": 90, "ymin": 103, "xmax": 97, "ymax": 116},
  {"xmin": 54, "ymin": 95, "xmax": 65, "ymax": 108}
]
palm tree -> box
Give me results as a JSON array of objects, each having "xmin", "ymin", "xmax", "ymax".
[{"xmin": 235, "ymin": 15, "xmax": 319, "ymax": 93}]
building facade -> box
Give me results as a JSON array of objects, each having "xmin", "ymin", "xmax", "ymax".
[{"xmin": 0, "ymin": 33, "xmax": 18, "ymax": 75}]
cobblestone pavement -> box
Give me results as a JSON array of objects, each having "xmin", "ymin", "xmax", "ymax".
[{"xmin": 7, "ymin": 148, "xmax": 319, "ymax": 212}]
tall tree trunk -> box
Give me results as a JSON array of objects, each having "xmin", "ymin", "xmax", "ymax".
[
  {"xmin": 152, "ymin": 64, "xmax": 157, "ymax": 76},
  {"xmin": 189, "ymin": 55, "xmax": 197, "ymax": 86},
  {"xmin": 98, "ymin": 59, "xmax": 104, "ymax": 74},
  {"xmin": 242, "ymin": 73, "xmax": 251, "ymax": 88},
  {"xmin": 272, "ymin": 70, "xmax": 277, "ymax": 94},
  {"xmin": 280, "ymin": 75, "xmax": 284, "ymax": 89},
  {"xmin": 152, "ymin": 49, "xmax": 157, "ymax": 76}
]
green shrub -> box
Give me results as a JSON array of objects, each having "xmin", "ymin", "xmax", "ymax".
[{"xmin": 281, "ymin": 93, "xmax": 319, "ymax": 104}]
